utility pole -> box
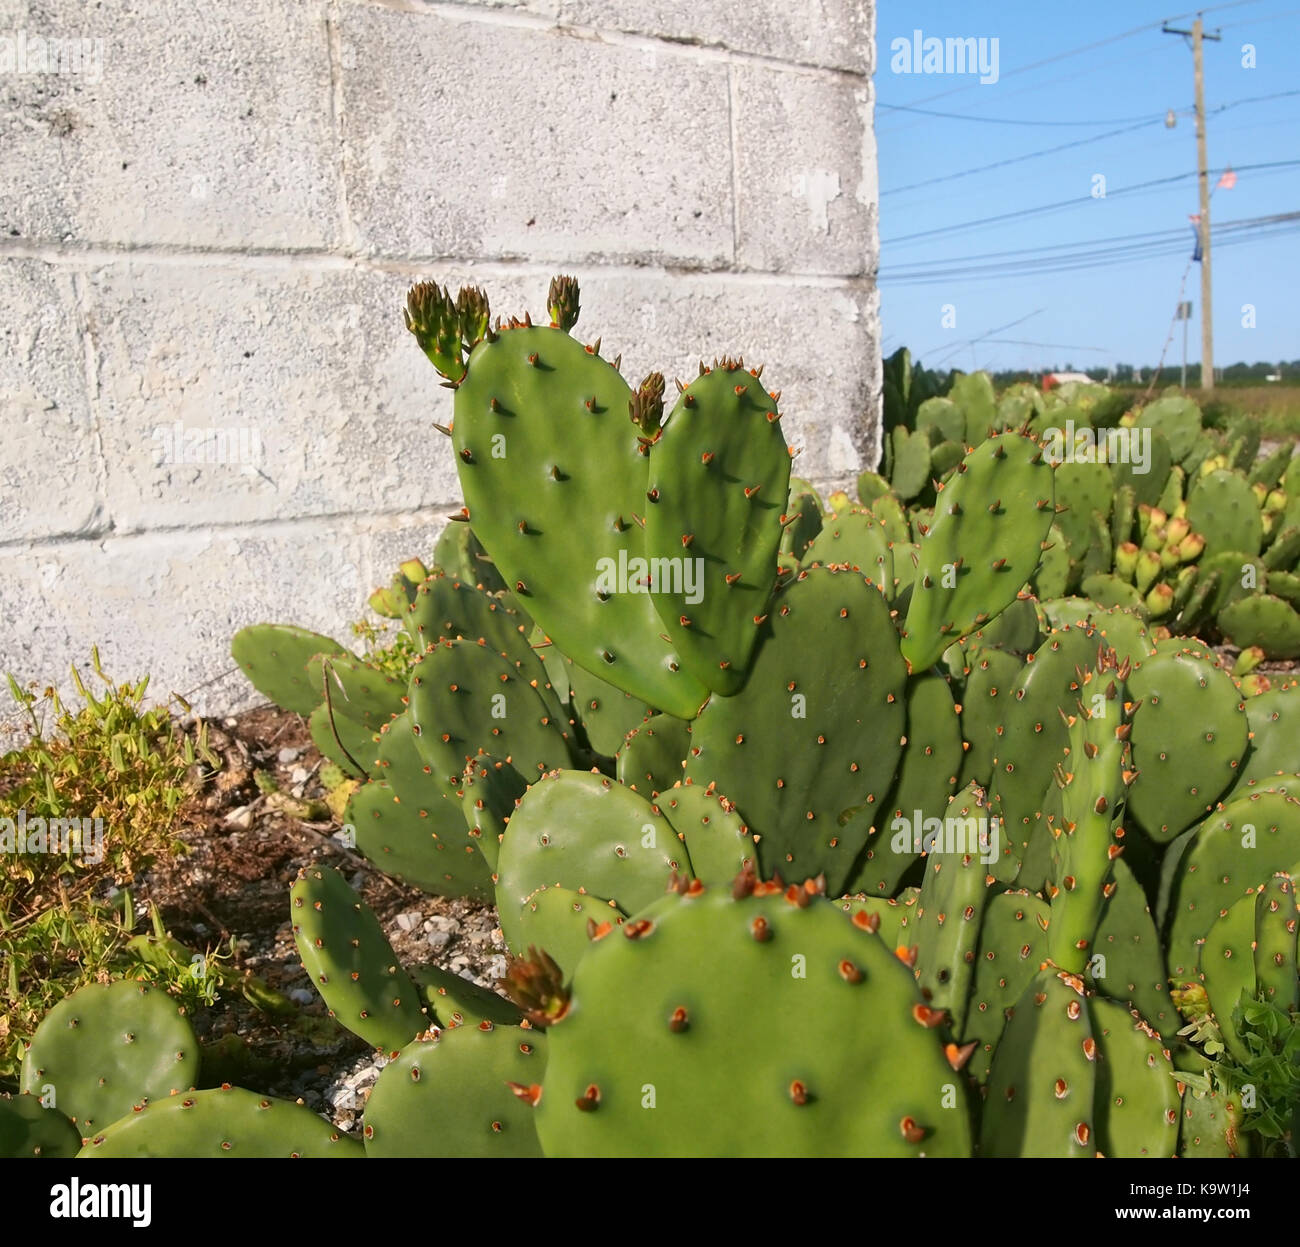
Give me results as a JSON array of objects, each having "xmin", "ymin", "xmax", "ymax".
[{"xmin": 1164, "ymin": 17, "xmax": 1222, "ymax": 390}]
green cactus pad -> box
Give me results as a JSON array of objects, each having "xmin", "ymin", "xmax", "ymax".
[
  {"xmin": 363, "ymin": 1024, "xmax": 544, "ymax": 1158},
  {"xmin": 457, "ymin": 751, "xmax": 528, "ymax": 872},
  {"xmin": 1166, "ymin": 788, "xmax": 1300, "ymax": 981},
  {"xmin": 913, "ymin": 842, "xmax": 994, "ymax": 1035},
  {"xmin": 320, "ymin": 653, "xmax": 405, "ymax": 730},
  {"xmin": 1089, "ymin": 996, "xmax": 1179, "ymax": 1158},
  {"xmin": 784, "ymin": 477, "xmax": 826, "ymax": 559},
  {"xmin": 803, "ymin": 507, "xmax": 893, "ymax": 592},
  {"xmin": 979, "ymin": 969, "xmax": 1097, "ymax": 1158},
  {"xmin": 0, "ymin": 1092, "xmax": 81, "ymax": 1158},
  {"xmin": 21, "ymin": 980, "xmax": 199, "ymax": 1139},
  {"xmin": 1052, "ymin": 460, "xmax": 1113, "ymax": 562},
  {"xmin": 1253, "ymin": 872, "xmax": 1299, "ymax": 1011},
  {"xmin": 961, "ymin": 890, "xmax": 1050, "ymax": 1086},
  {"xmin": 451, "ymin": 321, "xmax": 709, "ymax": 719},
  {"xmin": 1080, "ymin": 572, "xmax": 1145, "ymax": 613},
  {"xmin": 79, "ymin": 1086, "xmax": 363, "ymax": 1158},
  {"xmin": 955, "ymin": 647, "xmax": 1023, "ymax": 790},
  {"xmin": 536, "ymin": 884, "xmax": 973, "ymax": 1157},
  {"xmin": 1091, "ymin": 857, "xmax": 1172, "ymax": 1035},
  {"xmin": 1178, "ymin": 1084, "xmax": 1248, "ymax": 1157},
  {"xmin": 495, "ymin": 770, "xmax": 683, "ymax": 953},
  {"xmin": 1196, "ymin": 890, "xmax": 1256, "ymax": 1063},
  {"xmin": 514, "ymin": 885, "xmax": 626, "ymax": 972},
  {"xmin": 990, "ymin": 625, "xmax": 1098, "ymax": 867},
  {"xmin": 656, "ymin": 781, "xmax": 756, "ymax": 883},
  {"xmin": 616, "ymin": 712, "xmax": 690, "ymax": 798},
  {"xmin": 1032, "ymin": 524, "xmax": 1072, "ymax": 599},
  {"xmin": 1235, "ymin": 685, "xmax": 1300, "ymax": 788},
  {"xmin": 901, "ymin": 433, "xmax": 1054, "ymax": 673},
  {"xmin": 889, "ymin": 426, "xmax": 932, "ymax": 501},
  {"xmin": 408, "ymin": 964, "xmax": 524, "ymax": 1030},
  {"xmin": 433, "ymin": 522, "xmax": 507, "ymax": 593},
  {"xmin": 562, "ymin": 654, "xmax": 651, "ymax": 757},
  {"xmin": 879, "ymin": 673, "xmax": 964, "ymax": 849},
  {"xmin": 308, "ymin": 701, "xmax": 379, "ymax": 778},
  {"xmin": 407, "ymin": 638, "xmax": 575, "ymax": 785},
  {"xmin": 1125, "ymin": 650, "xmax": 1248, "ymax": 842},
  {"xmin": 231, "ymin": 623, "xmax": 347, "ymax": 716},
  {"xmin": 290, "ymin": 865, "xmax": 427, "ymax": 1052},
  {"xmin": 1187, "ymin": 469, "xmax": 1263, "ymax": 558},
  {"xmin": 1134, "ymin": 394, "xmax": 1201, "ymax": 463},
  {"xmin": 1219, "ymin": 593, "xmax": 1300, "ymax": 659},
  {"xmin": 644, "ymin": 361, "xmax": 790, "ymax": 695},
  {"xmin": 685, "ymin": 567, "xmax": 907, "ymax": 894},
  {"xmin": 404, "ymin": 571, "xmax": 534, "ymax": 666},
  {"xmin": 347, "ymin": 712, "xmax": 494, "ymax": 901}
]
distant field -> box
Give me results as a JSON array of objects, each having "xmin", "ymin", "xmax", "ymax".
[
  {"xmin": 1194, "ymin": 386, "xmax": 1300, "ymax": 440},
  {"xmin": 1101, "ymin": 384, "xmax": 1300, "ymax": 441}
]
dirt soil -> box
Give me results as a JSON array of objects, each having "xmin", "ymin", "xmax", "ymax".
[{"xmin": 139, "ymin": 705, "xmax": 507, "ymax": 1135}]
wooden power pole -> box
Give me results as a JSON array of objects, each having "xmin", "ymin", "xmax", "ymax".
[{"xmin": 1164, "ymin": 17, "xmax": 1222, "ymax": 390}]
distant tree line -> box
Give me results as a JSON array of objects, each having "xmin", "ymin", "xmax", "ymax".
[{"xmin": 985, "ymin": 360, "xmax": 1300, "ymax": 388}]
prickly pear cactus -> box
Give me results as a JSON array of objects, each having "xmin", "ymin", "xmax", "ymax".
[
  {"xmin": 0, "ymin": 1093, "xmax": 81, "ymax": 1158},
  {"xmin": 643, "ymin": 358, "xmax": 790, "ymax": 694},
  {"xmin": 289, "ymin": 865, "xmax": 426, "ymax": 1052},
  {"xmin": 362, "ymin": 1023, "xmax": 545, "ymax": 1158},
  {"xmin": 901, "ymin": 432, "xmax": 1055, "ymax": 673},
  {"xmin": 534, "ymin": 876, "xmax": 973, "ymax": 1157},
  {"xmin": 79, "ymin": 1086, "xmax": 364, "ymax": 1158},
  {"xmin": 441, "ymin": 284, "xmax": 710, "ymax": 719},
  {"xmin": 20, "ymin": 980, "xmax": 199, "ymax": 1140},
  {"xmin": 684, "ymin": 567, "xmax": 907, "ymax": 894},
  {"xmin": 231, "ymin": 624, "xmax": 347, "ymax": 717}
]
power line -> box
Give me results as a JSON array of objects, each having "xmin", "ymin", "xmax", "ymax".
[
  {"xmin": 881, "ymin": 119, "xmax": 1163, "ymax": 196},
  {"xmin": 979, "ymin": 339, "xmax": 1114, "ymax": 353},
  {"xmin": 881, "ymin": 160, "xmax": 1300, "ymax": 248},
  {"xmin": 881, "ymin": 213, "xmax": 1300, "ymax": 286},
  {"xmin": 876, "ymin": 102, "xmax": 1167, "ymax": 127},
  {"xmin": 880, "ymin": 90, "xmax": 1300, "ymax": 198},
  {"xmin": 883, "ymin": 211, "xmax": 1300, "ymax": 275}
]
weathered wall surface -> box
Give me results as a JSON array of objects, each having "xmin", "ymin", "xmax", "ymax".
[{"xmin": 0, "ymin": 0, "xmax": 879, "ymax": 737}]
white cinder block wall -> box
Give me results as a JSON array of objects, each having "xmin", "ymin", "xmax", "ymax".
[{"xmin": 0, "ymin": 0, "xmax": 880, "ymax": 738}]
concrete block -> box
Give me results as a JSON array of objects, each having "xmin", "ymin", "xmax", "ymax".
[
  {"xmin": 0, "ymin": 520, "xmax": 370, "ymax": 742},
  {"xmin": 0, "ymin": 259, "xmax": 105, "ymax": 542},
  {"xmin": 0, "ymin": 0, "xmax": 339, "ymax": 249},
  {"xmin": 338, "ymin": 4, "xmax": 733, "ymax": 266},
  {"xmin": 556, "ymin": 269, "xmax": 880, "ymax": 484},
  {"xmin": 86, "ymin": 261, "xmax": 476, "ymax": 533},
  {"xmin": 733, "ymin": 69, "xmax": 875, "ymax": 276},
  {"xmin": 557, "ymin": 0, "xmax": 874, "ymax": 74}
]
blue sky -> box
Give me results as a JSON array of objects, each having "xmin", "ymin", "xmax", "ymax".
[{"xmin": 875, "ymin": 0, "xmax": 1300, "ymax": 375}]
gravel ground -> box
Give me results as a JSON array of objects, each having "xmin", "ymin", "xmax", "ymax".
[{"xmin": 137, "ymin": 705, "xmax": 511, "ymax": 1136}]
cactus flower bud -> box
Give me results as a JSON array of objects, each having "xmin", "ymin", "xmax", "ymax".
[
  {"xmin": 1144, "ymin": 581, "xmax": 1175, "ymax": 618},
  {"xmin": 1135, "ymin": 548, "xmax": 1163, "ymax": 594},
  {"xmin": 1176, "ymin": 532, "xmax": 1205, "ymax": 563},
  {"xmin": 547, "ymin": 275, "xmax": 581, "ymax": 332},
  {"xmin": 405, "ymin": 281, "xmax": 467, "ymax": 383},
  {"xmin": 1115, "ymin": 542, "xmax": 1140, "ymax": 582}
]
